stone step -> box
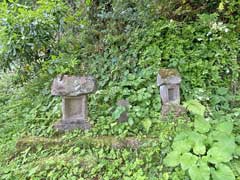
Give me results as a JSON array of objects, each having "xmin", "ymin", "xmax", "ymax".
[{"xmin": 16, "ymin": 135, "xmax": 158, "ymax": 152}]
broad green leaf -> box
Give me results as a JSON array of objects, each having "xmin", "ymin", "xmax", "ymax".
[
  {"xmin": 213, "ymin": 136, "xmax": 236, "ymax": 154},
  {"xmin": 193, "ymin": 142, "xmax": 206, "ymax": 155},
  {"xmin": 142, "ymin": 119, "xmax": 152, "ymax": 133},
  {"xmin": 172, "ymin": 140, "xmax": 192, "ymax": 153},
  {"xmin": 189, "ymin": 163, "xmax": 210, "ymax": 180},
  {"xmin": 211, "ymin": 164, "xmax": 235, "ymax": 180},
  {"xmin": 208, "ymin": 130, "xmax": 235, "ymax": 147},
  {"xmin": 164, "ymin": 151, "xmax": 181, "ymax": 167},
  {"xmin": 183, "ymin": 99, "xmax": 205, "ymax": 116},
  {"xmin": 194, "ymin": 116, "xmax": 210, "ymax": 133},
  {"xmin": 215, "ymin": 121, "xmax": 233, "ymax": 134},
  {"xmin": 180, "ymin": 153, "xmax": 198, "ymax": 170},
  {"xmin": 207, "ymin": 147, "xmax": 232, "ymax": 164},
  {"xmin": 208, "ymin": 131, "xmax": 236, "ymax": 153},
  {"xmin": 174, "ymin": 132, "xmax": 189, "ymax": 141},
  {"xmin": 208, "ymin": 130, "xmax": 227, "ymax": 142},
  {"xmin": 188, "ymin": 131, "xmax": 207, "ymax": 145}
]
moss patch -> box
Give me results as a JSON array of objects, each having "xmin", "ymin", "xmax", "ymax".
[
  {"xmin": 159, "ymin": 69, "xmax": 179, "ymax": 78},
  {"xmin": 15, "ymin": 135, "xmax": 158, "ymax": 153}
]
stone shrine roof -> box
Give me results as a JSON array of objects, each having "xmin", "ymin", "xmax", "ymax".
[
  {"xmin": 51, "ymin": 75, "xmax": 97, "ymax": 96},
  {"xmin": 157, "ymin": 69, "xmax": 181, "ymax": 86}
]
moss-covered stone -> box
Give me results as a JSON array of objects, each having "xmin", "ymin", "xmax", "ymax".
[
  {"xmin": 159, "ymin": 69, "xmax": 179, "ymax": 78},
  {"xmin": 76, "ymin": 136, "xmax": 143, "ymax": 149},
  {"xmin": 15, "ymin": 136, "xmax": 158, "ymax": 152},
  {"xmin": 16, "ymin": 136, "xmax": 62, "ymax": 151}
]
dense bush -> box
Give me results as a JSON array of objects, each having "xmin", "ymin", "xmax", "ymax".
[
  {"xmin": 0, "ymin": 0, "xmax": 66, "ymax": 78},
  {"xmin": 165, "ymin": 100, "xmax": 238, "ymax": 180}
]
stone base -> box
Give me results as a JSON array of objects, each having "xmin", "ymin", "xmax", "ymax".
[
  {"xmin": 161, "ymin": 104, "xmax": 186, "ymax": 118},
  {"xmin": 54, "ymin": 119, "xmax": 91, "ymax": 131}
]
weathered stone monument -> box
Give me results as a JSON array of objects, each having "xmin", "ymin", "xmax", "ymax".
[
  {"xmin": 51, "ymin": 75, "xmax": 96, "ymax": 131},
  {"xmin": 157, "ymin": 69, "xmax": 185, "ymax": 117},
  {"xmin": 116, "ymin": 99, "xmax": 130, "ymax": 123}
]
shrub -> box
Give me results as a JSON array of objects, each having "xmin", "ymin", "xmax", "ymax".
[{"xmin": 164, "ymin": 100, "xmax": 238, "ymax": 180}]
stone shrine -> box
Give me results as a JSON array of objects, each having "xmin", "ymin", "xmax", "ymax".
[
  {"xmin": 116, "ymin": 99, "xmax": 130, "ymax": 123},
  {"xmin": 157, "ymin": 69, "xmax": 185, "ymax": 117},
  {"xmin": 51, "ymin": 75, "xmax": 96, "ymax": 131}
]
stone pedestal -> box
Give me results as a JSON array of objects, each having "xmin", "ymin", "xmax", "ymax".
[
  {"xmin": 51, "ymin": 75, "xmax": 96, "ymax": 131},
  {"xmin": 157, "ymin": 69, "xmax": 185, "ymax": 117}
]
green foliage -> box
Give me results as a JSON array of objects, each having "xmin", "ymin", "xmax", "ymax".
[
  {"xmin": 142, "ymin": 119, "xmax": 152, "ymax": 133},
  {"xmin": 194, "ymin": 115, "xmax": 210, "ymax": 133},
  {"xmin": 211, "ymin": 164, "xmax": 235, "ymax": 180},
  {"xmin": 0, "ymin": 0, "xmax": 66, "ymax": 73},
  {"xmin": 183, "ymin": 99, "xmax": 206, "ymax": 117},
  {"xmin": 41, "ymin": 54, "xmax": 81, "ymax": 76},
  {"xmin": 164, "ymin": 102, "xmax": 239, "ymax": 180},
  {"xmin": 188, "ymin": 163, "xmax": 210, "ymax": 180},
  {"xmin": 133, "ymin": 14, "xmax": 239, "ymax": 101}
]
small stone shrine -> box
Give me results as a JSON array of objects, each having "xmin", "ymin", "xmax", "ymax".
[
  {"xmin": 116, "ymin": 99, "xmax": 130, "ymax": 123},
  {"xmin": 157, "ymin": 69, "xmax": 185, "ymax": 117},
  {"xmin": 51, "ymin": 75, "xmax": 96, "ymax": 131}
]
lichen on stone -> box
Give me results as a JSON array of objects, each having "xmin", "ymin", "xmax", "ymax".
[{"xmin": 159, "ymin": 69, "xmax": 179, "ymax": 78}]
